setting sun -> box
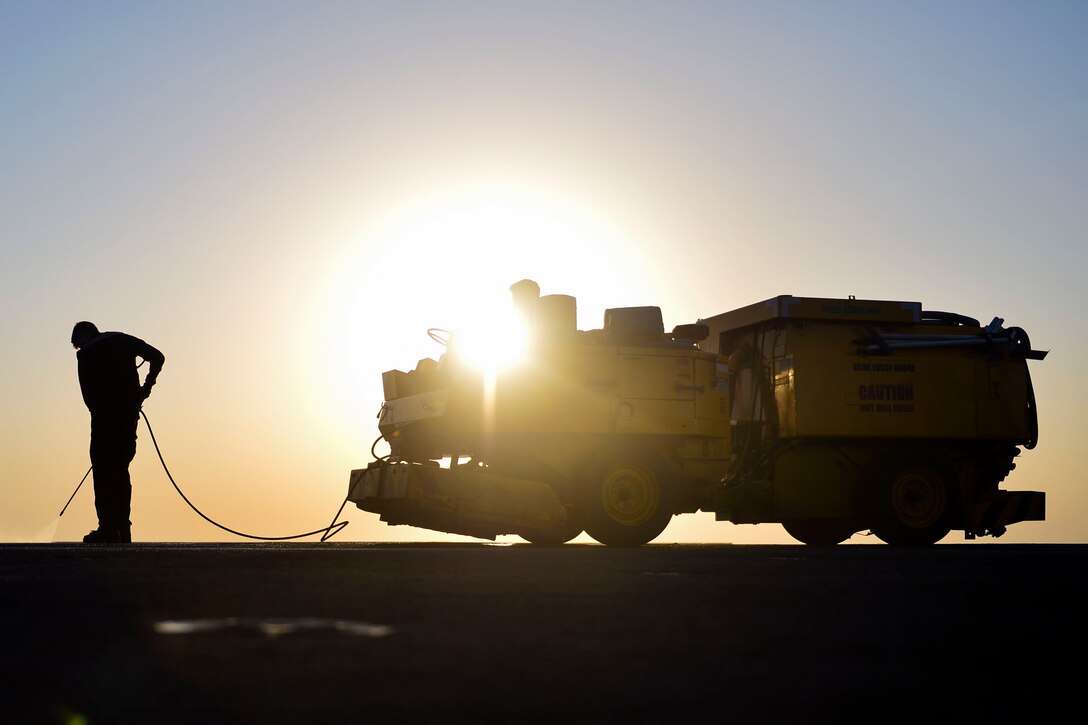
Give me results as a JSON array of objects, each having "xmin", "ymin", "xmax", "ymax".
[
  {"xmin": 306, "ymin": 179, "xmax": 657, "ymax": 461},
  {"xmin": 447, "ymin": 308, "xmax": 530, "ymax": 374}
]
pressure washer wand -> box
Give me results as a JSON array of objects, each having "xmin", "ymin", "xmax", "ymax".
[{"xmin": 60, "ymin": 465, "xmax": 93, "ymax": 517}]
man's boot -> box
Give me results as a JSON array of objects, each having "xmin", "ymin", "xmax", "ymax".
[{"xmin": 83, "ymin": 527, "xmax": 125, "ymax": 543}]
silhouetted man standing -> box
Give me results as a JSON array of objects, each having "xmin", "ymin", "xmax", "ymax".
[{"xmin": 71, "ymin": 321, "xmax": 165, "ymax": 543}]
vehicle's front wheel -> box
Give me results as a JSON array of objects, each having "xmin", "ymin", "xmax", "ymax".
[
  {"xmin": 782, "ymin": 519, "xmax": 859, "ymax": 546},
  {"xmin": 519, "ymin": 512, "xmax": 583, "ymax": 546},
  {"xmin": 582, "ymin": 451, "xmax": 672, "ymax": 547}
]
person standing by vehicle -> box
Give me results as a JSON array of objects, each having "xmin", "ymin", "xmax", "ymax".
[{"xmin": 71, "ymin": 321, "xmax": 165, "ymax": 543}]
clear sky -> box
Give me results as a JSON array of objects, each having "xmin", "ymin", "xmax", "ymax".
[{"xmin": 2, "ymin": 1, "xmax": 1085, "ymax": 544}]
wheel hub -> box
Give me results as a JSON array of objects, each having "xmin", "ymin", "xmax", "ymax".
[
  {"xmin": 602, "ymin": 466, "xmax": 659, "ymax": 526},
  {"xmin": 891, "ymin": 467, "xmax": 947, "ymax": 529}
]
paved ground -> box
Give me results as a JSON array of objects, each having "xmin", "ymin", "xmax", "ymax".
[{"xmin": 1, "ymin": 542, "xmax": 1083, "ymax": 724}]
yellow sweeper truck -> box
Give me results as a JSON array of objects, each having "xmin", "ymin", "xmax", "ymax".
[{"xmin": 347, "ymin": 283, "xmax": 1046, "ymax": 546}]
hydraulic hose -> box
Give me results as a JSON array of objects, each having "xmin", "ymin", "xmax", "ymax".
[{"xmin": 139, "ymin": 409, "xmax": 349, "ymax": 542}]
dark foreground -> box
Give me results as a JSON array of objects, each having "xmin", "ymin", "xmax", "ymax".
[{"xmin": 1, "ymin": 543, "xmax": 1083, "ymax": 724}]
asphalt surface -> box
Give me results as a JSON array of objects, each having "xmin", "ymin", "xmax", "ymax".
[{"xmin": 2, "ymin": 542, "xmax": 1083, "ymax": 724}]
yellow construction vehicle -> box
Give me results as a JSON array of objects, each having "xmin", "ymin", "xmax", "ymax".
[{"xmin": 347, "ymin": 283, "xmax": 1046, "ymax": 546}]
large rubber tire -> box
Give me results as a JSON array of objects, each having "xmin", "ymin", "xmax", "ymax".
[
  {"xmin": 870, "ymin": 459, "xmax": 953, "ymax": 546},
  {"xmin": 782, "ymin": 519, "xmax": 859, "ymax": 546},
  {"xmin": 582, "ymin": 451, "xmax": 673, "ymax": 547},
  {"xmin": 519, "ymin": 514, "xmax": 583, "ymax": 546}
]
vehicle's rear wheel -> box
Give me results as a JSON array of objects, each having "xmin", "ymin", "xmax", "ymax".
[
  {"xmin": 870, "ymin": 459, "xmax": 953, "ymax": 546},
  {"xmin": 582, "ymin": 451, "xmax": 672, "ymax": 547},
  {"xmin": 782, "ymin": 519, "xmax": 858, "ymax": 546}
]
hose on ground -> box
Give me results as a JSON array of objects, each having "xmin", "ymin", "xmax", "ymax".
[{"xmin": 139, "ymin": 409, "xmax": 349, "ymax": 542}]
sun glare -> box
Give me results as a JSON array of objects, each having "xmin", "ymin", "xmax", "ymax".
[
  {"xmin": 449, "ymin": 306, "xmax": 530, "ymax": 374},
  {"xmin": 308, "ymin": 179, "xmax": 657, "ymax": 456}
]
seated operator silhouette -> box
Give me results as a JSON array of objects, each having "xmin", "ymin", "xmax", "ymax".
[{"xmin": 71, "ymin": 321, "xmax": 165, "ymax": 543}]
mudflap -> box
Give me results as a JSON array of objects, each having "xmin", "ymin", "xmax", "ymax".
[
  {"xmin": 965, "ymin": 490, "xmax": 1046, "ymax": 538},
  {"xmin": 347, "ymin": 460, "xmax": 572, "ymax": 541}
]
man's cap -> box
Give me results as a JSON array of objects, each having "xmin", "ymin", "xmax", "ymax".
[{"xmin": 71, "ymin": 321, "xmax": 99, "ymax": 345}]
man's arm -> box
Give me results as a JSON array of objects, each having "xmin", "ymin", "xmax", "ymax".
[{"xmin": 136, "ymin": 340, "xmax": 165, "ymax": 399}]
